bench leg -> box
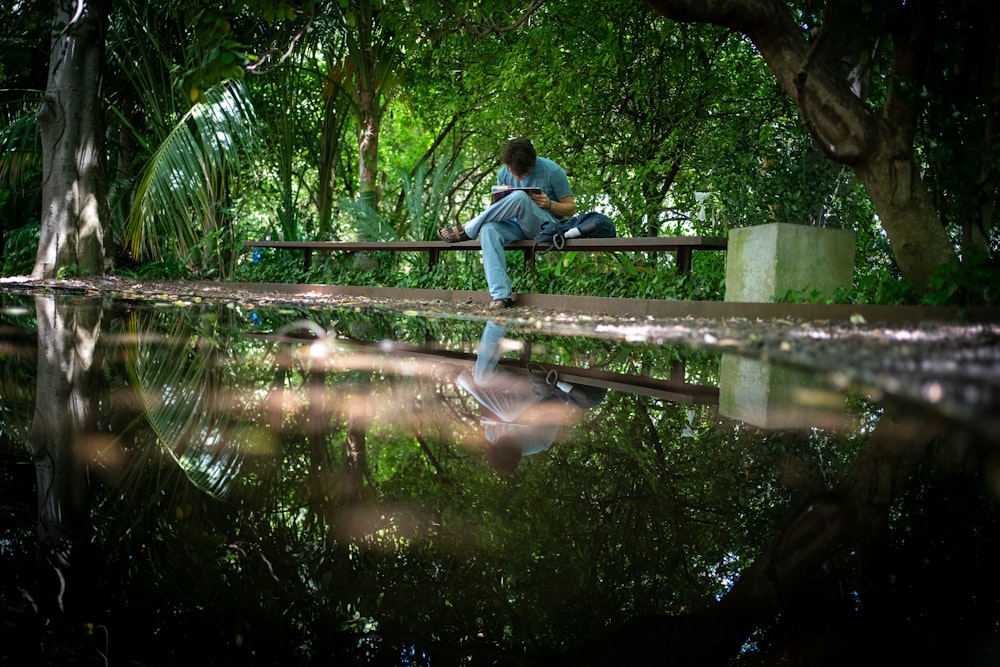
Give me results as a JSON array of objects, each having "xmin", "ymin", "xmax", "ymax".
[
  {"xmin": 304, "ymin": 249, "xmax": 313, "ymax": 272},
  {"xmin": 667, "ymin": 360, "xmax": 686, "ymax": 387},
  {"xmin": 676, "ymin": 248, "xmax": 692, "ymax": 275},
  {"xmin": 524, "ymin": 248, "xmax": 536, "ymax": 272},
  {"xmin": 429, "ymin": 248, "xmax": 440, "ymax": 268}
]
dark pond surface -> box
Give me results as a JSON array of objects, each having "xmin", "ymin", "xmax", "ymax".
[{"xmin": 1, "ymin": 289, "xmax": 999, "ymax": 666}]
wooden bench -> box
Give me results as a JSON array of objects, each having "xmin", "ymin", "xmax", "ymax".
[{"xmin": 243, "ymin": 236, "xmax": 727, "ymax": 275}]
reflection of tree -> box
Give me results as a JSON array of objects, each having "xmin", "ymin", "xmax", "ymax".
[
  {"xmin": 556, "ymin": 404, "xmax": 937, "ymax": 666},
  {"xmin": 5, "ymin": 304, "xmax": 996, "ymax": 665},
  {"xmin": 26, "ymin": 296, "xmax": 103, "ymax": 621}
]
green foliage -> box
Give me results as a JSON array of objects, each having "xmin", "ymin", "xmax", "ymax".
[
  {"xmin": 911, "ymin": 7, "xmax": 1000, "ymax": 254},
  {"xmin": 846, "ymin": 271, "xmax": 916, "ymax": 306},
  {"xmin": 0, "ymin": 108, "xmax": 43, "ymax": 267},
  {"xmin": 233, "ymin": 246, "xmax": 309, "ymax": 284},
  {"xmin": 125, "ymin": 80, "xmax": 259, "ymax": 276},
  {"xmin": 117, "ymin": 256, "xmax": 194, "ymax": 281},
  {"xmin": 0, "ymin": 112, "xmax": 41, "ymax": 187},
  {"xmin": 399, "ymin": 157, "xmax": 464, "ymax": 241},
  {"xmin": 921, "ymin": 246, "xmax": 1000, "ymax": 306},
  {"xmin": 2, "ymin": 0, "xmax": 995, "ymax": 298},
  {"xmin": 54, "ymin": 263, "xmax": 87, "ymax": 279},
  {"xmin": 524, "ymin": 249, "xmax": 725, "ymax": 301},
  {"xmin": 174, "ymin": 3, "xmax": 301, "ymax": 103},
  {"xmin": 1, "ymin": 223, "xmax": 38, "ymax": 276},
  {"xmin": 231, "ymin": 240, "xmax": 728, "ymax": 300},
  {"xmin": 338, "ymin": 197, "xmax": 394, "ymax": 241},
  {"xmin": 772, "ymin": 287, "xmax": 835, "ymax": 305}
]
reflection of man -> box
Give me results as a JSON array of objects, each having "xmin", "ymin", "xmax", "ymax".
[{"xmin": 457, "ymin": 321, "xmax": 606, "ymax": 473}]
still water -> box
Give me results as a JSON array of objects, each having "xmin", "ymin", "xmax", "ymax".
[{"xmin": 1, "ymin": 290, "xmax": 998, "ymax": 666}]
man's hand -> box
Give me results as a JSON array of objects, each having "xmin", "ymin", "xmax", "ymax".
[
  {"xmin": 530, "ymin": 191, "xmax": 550, "ymax": 209},
  {"xmin": 539, "ymin": 195, "xmax": 576, "ymax": 218}
]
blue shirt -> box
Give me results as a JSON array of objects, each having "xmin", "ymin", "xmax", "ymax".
[{"xmin": 497, "ymin": 157, "xmax": 573, "ymax": 222}]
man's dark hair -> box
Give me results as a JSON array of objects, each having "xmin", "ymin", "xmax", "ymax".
[
  {"xmin": 502, "ymin": 137, "xmax": 537, "ymax": 177},
  {"xmin": 485, "ymin": 436, "xmax": 523, "ymax": 474}
]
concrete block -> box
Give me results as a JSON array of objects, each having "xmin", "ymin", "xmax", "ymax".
[
  {"xmin": 725, "ymin": 223, "xmax": 856, "ymax": 302},
  {"xmin": 719, "ymin": 354, "xmax": 847, "ymax": 430}
]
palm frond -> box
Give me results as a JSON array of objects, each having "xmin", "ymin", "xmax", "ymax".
[
  {"xmin": 338, "ymin": 197, "xmax": 396, "ymax": 241},
  {"xmin": 124, "ymin": 80, "xmax": 258, "ymax": 263},
  {"xmin": 0, "ymin": 109, "xmax": 41, "ymax": 187},
  {"xmin": 400, "ymin": 162, "xmax": 427, "ymax": 240},
  {"xmin": 400, "ymin": 157, "xmax": 463, "ymax": 241}
]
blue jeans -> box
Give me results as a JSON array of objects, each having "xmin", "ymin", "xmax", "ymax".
[
  {"xmin": 465, "ymin": 191, "xmax": 549, "ymax": 299},
  {"xmin": 473, "ymin": 320, "xmax": 508, "ymax": 383}
]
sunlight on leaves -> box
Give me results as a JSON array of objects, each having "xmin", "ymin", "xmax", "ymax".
[{"xmin": 125, "ymin": 80, "xmax": 258, "ymax": 272}]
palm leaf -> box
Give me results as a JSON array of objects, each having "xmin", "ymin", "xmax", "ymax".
[
  {"xmin": 400, "ymin": 157, "xmax": 463, "ymax": 241},
  {"xmin": 0, "ymin": 108, "xmax": 42, "ymax": 188},
  {"xmin": 124, "ymin": 80, "xmax": 258, "ymax": 264},
  {"xmin": 338, "ymin": 196, "xmax": 396, "ymax": 241}
]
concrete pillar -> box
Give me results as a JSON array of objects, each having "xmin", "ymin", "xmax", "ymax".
[
  {"xmin": 718, "ymin": 355, "xmax": 847, "ymax": 430},
  {"xmin": 724, "ymin": 223, "xmax": 856, "ymax": 302}
]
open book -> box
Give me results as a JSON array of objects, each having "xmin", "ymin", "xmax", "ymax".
[{"xmin": 491, "ymin": 185, "xmax": 543, "ymax": 203}]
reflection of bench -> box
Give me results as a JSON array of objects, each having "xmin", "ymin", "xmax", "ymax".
[
  {"xmin": 243, "ymin": 236, "xmax": 728, "ymax": 275},
  {"xmin": 495, "ymin": 358, "xmax": 718, "ymax": 405},
  {"xmin": 249, "ymin": 332, "xmax": 718, "ymax": 405}
]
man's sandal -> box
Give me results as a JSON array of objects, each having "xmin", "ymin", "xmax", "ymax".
[{"xmin": 438, "ymin": 225, "xmax": 471, "ymax": 243}]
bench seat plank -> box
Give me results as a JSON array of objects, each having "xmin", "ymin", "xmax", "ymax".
[
  {"xmin": 244, "ymin": 237, "xmax": 727, "ymax": 251},
  {"xmin": 243, "ymin": 236, "xmax": 727, "ymax": 273}
]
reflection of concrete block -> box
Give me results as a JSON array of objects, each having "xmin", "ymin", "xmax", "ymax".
[
  {"xmin": 719, "ymin": 355, "xmax": 847, "ymax": 430},
  {"xmin": 725, "ymin": 223, "xmax": 856, "ymax": 302}
]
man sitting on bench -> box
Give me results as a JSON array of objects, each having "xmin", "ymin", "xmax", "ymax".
[{"xmin": 438, "ymin": 137, "xmax": 576, "ymax": 309}]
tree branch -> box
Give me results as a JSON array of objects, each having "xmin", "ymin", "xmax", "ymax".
[
  {"xmin": 450, "ymin": 0, "xmax": 547, "ymax": 38},
  {"xmin": 645, "ymin": 0, "xmax": 879, "ymax": 165}
]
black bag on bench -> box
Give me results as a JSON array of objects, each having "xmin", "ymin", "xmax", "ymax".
[{"xmin": 533, "ymin": 211, "xmax": 616, "ymax": 253}]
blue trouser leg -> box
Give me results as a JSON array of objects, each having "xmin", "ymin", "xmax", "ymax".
[
  {"xmin": 465, "ymin": 190, "xmax": 547, "ymax": 240},
  {"xmin": 478, "ymin": 221, "xmax": 526, "ymax": 299},
  {"xmin": 464, "ymin": 191, "xmax": 550, "ymax": 299},
  {"xmin": 473, "ymin": 320, "xmax": 509, "ymax": 383}
]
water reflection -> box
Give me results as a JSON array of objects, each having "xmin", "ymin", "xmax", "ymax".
[
  {"xmin": 456, "ymin": 320, "xmax": 607, "ymax": 472},
  {"xmin": 1, "ymin": 292, "xmax": 998, "ymax": 666},
  {"xmin": 719, "ymin": 355, "xmax": 848, "ymax": 430}
]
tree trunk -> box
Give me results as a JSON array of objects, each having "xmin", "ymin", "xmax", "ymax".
[
  {"xmin": 357, "ymin": 86, "xmax": 381, "ymax": 210},
  {"xmin": 642, "ymin": 0, "xmax": 957, "ymax": 292},
  {"xmin": 354, "ymin": 3, "xmax": 381, "ymax": 211},
  {"xmin": 854, "ymin": 141, "xmax": 956, "ymax": 291},
  {"xmin": 33, "ymin": 0, "xmax": 110, "ymax": 279}
]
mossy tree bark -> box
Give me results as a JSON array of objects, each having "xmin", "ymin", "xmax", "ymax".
[
  {"xmin": 33, "ymin": 0, "xmax": 110, "ymax": 279},
  {"xmin": 643, "ymin": 0, "xmax": 957, "ymax": 292}
]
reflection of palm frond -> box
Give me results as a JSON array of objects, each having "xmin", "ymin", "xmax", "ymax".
[
  {"xmin": 124, "ymin": 312, "xmax": 253, "ymax": 498},
  {"xmin": 124, "ymin": 81, "xmax": 258, "ymax": 264}
]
